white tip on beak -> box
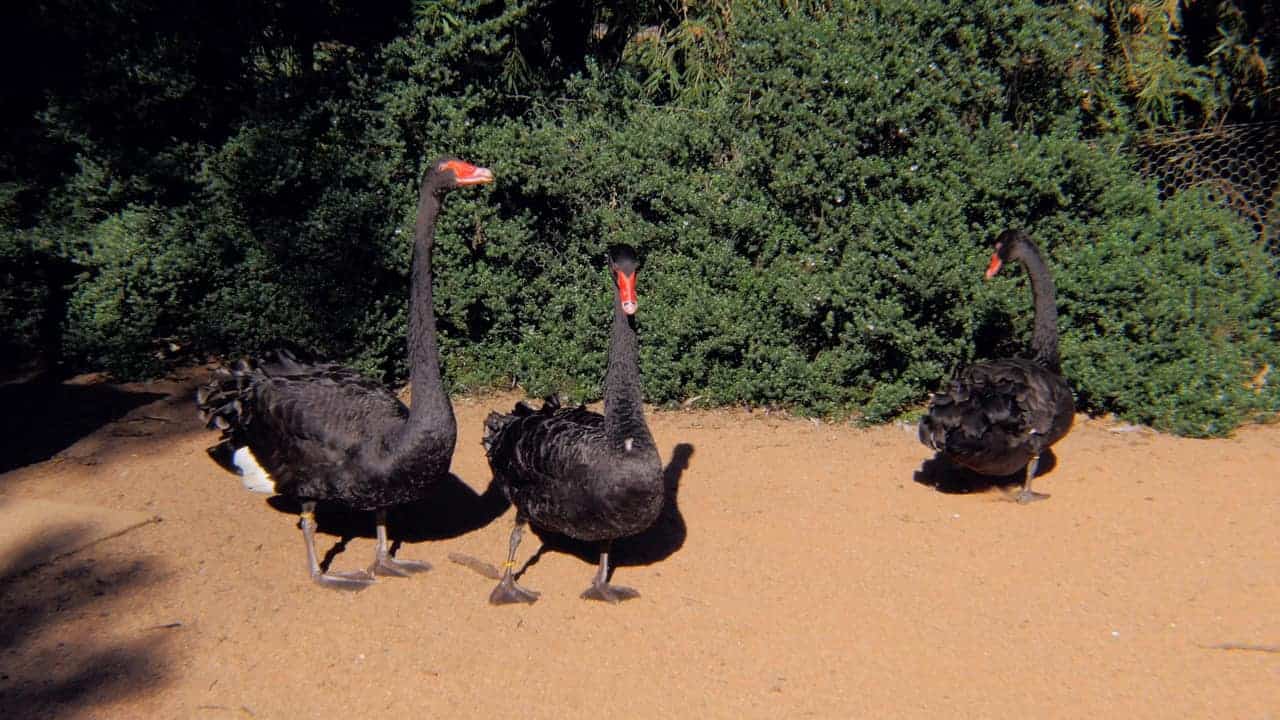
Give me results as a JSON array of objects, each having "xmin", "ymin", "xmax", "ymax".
[{"xmin": 457, "ymin": 167, "xmax": 494, "ymax": 185}]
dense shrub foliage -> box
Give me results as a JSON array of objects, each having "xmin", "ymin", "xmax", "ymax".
[{"xmin": 3, "ymin": 0, "xmax": 1277, "ymax": 436}]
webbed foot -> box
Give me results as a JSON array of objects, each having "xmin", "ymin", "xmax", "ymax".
[
  {"xmin": 300, "ymin": 502, "xmax": 373, "ymax": 591},
  {"xmin": 1014, "ymin": 488, "xmax": 1050, "ymax": 504},
  {"xmin": 312, "ymin": 568, "xmax": 375, "ymax": 591},
  {"xmin": 369, "ymin": 509, "xmax": 431, "ymax": 576},
  {"xmin": 1002, "ymin": 455, "xmax": 1051, "ymax": 505},
  {"xmin": 490, "ymin": 573, "xmax": 540, "ymax": 605},
  {"xmin": 481, "ymin": 520, "xmax": 538, "ymax": 604},
  {"xmin": 370, "ymin": 554, "xmax": 432, "ymax": 577},
  {"xmin": 581, "ymin": 581, "xmax": 639, "ymax": 604},
  {"xmin": 581, "ymin": 543, "xmax": 637, "ymax": 603}
]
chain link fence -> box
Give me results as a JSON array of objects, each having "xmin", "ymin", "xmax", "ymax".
[{"xmin": 1133, "ymin": 121, "xmax": 1280, "ymax": 249}]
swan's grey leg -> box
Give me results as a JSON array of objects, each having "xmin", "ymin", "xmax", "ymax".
[
  {"xmin": 369, "ymin": 509, "xmax": 432, "ymax": 576},
  {"xmin": 1012, "ymin": 454, "xmax": 1051, "ymax": 504},
  {"xmin": 581, "ymin": 542, "xmax": 640, "ymax": 604},
  {"xmin": 300, "ymin": 501, "xmax": 374, "ymax": 591},
  {"xmin": 489, "ymin": 519, "xmax": 539, "ymax": 605}
]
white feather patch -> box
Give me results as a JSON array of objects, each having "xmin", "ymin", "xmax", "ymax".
[
  {"xmin": 232, "ymin": 446, "xmax": 277, "ymax": 494},
  {"xmin": 624, "ymin": 437, "xmax": 634, "ymax": 452}
]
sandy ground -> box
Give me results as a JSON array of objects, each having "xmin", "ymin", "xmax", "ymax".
[{"xmin": 0, "ymin": 368, "xmax": 1277, "ymax": 720}]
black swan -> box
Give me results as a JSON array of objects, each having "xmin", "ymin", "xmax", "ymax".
[
  {"xmin": 196, "ymin": 157, "xmax": 494, "ymax": 589},
  {"xmin": 918, "ymin": 229, "xmax": 1074, "ymax": 504},
  {"xmin": 478, "ymin": 244, "xmax": 663, "ymax": 604}
]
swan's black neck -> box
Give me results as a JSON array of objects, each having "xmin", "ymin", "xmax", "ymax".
[
  {"xmin": 402, "ymin": 188, "xmax": 454, "ymax": 439},
  {"xmin": 1013, "ymin": 239, "xmax": 1061, "ymax": 373},
  {"xmin": 603, "ymin": 294, "xmax": 648, "ymax": 447}
]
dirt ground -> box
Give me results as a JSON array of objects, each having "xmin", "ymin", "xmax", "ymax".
[{"xmin": 0, "ymin": 368, "xmax": 1277, "ymax": 720}]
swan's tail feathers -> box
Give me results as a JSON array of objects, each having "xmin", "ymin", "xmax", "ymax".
[
  {"xmin": 481, "ymin": 411, "xmax": 519, "ymax": 453},
  {"xmin": 482, "ymin": 395, "xmax": 567, "ymax": 454},
  {"xmin": 262, "ymin": 349, "xmax": 306, "ymax": 374},
  {"xmin": 918, "ymin": 389, "xmax": 976, "ymax": 454},
  {"xmin": 920, "ymin": 380, "xmax": 1019, "ymax": 460},
  {"xmin": 196, "ymin": 361, "xmax": 278, "ymax": 493},
  {"xmin": 196, "ymin": 360, "xmax": 260, "ymax": 432},
  {"xmin": 918, "ymin": 403, "xmax": 945, "ymax": 452}
]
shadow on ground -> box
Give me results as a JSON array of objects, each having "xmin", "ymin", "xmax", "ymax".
[
  {"xmin": 523, "ymin": 442, "xmax": 694, "ymax": 573},
  {"xmin": 913, "ymin": 448, "xmax": 1058, "ymax": 495},
  {"xmin": 0, "ymin": 524, "xmax": 170, "ymax": 716},
  {"xmin": 0, "ymin": 377, "xmax": 167, "ymax": 475},
  {"xmin": 264, "ymin": 474, "xmax": 511, "ymax": 570}
]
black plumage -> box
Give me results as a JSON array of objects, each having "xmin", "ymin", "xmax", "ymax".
[
  {"xmin": 196, "ymin": 158, "xmax": 494, "ymax": 589},
  {"xmin": 919, "ymin": 229, "xmax": 1074, "ymax": 503},
  {"xmin": 480, "ymin": 245, "xmax": 663, "ymax": 604}
]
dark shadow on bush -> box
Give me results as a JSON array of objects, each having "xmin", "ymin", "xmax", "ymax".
[
  {"xmin": 0, "ymin": 524, "xmax": 169, "ymax": 716},
  {"xmin": 526, "ymin": 442, "xmax": 694, "ymax": 570},
  {"xmin": 913, "ymin": 448, "xmax": 1058, "ymax": 495},
  {"xmin": 0, "ymin": 377, "xmax": 166, "ymax": 475},
  {"xmin": 263, "ymin": 474, "xmax": 511, "ymax": 569}
]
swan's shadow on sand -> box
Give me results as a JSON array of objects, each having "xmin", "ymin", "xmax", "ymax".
[
  {"xmin": 0, "ymin": 523, "xmax": 169, "ymax": 716},
  {"xmin": 913, "ymin": 448, "xmax": 1058, "ymax": 495},
  {"xmin": 0, "ymin": 378, "xmax": 165, "ymax": 476},
  {"xmin": 266, "ymin": 474, "xmax": 510, "ymax": 570},
  {"xmin": 519, "ymin": 442, "xmax": 694, "ymax": 577}
]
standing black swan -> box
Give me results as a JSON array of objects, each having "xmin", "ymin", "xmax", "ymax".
[
  {"xmin": 918, "ymin": 229, "xmax": 1074, "ymax": 504},
  {"xmin": 479, "ymin": 244, "xmax": 663, "ymax": 604},
  {"xmin": 196, "ymin": 158, "xmax": 494, "ymax": 589}
]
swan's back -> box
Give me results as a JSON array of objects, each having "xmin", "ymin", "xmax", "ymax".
[
  {"xmin": 484, "ymin": 397, "xmax": 663, "ymax": 542},
  {"xmin": 920, "ymin": 358, "xmax": 1074, "ymax": 476},
  {"xmin": 197, "ymin": 353, "xmax": 442, "ymax": 507}
]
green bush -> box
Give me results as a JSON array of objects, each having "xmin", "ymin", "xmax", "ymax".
[
  {"xmin": 59, "ymin": 206, "xmax": 215, "ymax": 376},
  {"xmin": 1057, "ymin": 189, "xmax": 1280, "ymax": 436},
  {"xmin": 0, "ymin": 226, "xmax": 56, "ymax": 371},
  {"xmin": 444, "ymin": 3, "xmax": 1278, "ymax": 435},
  {"xmin": 5, "ymin": 0, "xmax": 1278, "ymax": 436}
]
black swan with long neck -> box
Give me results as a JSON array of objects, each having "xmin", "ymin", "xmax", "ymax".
[
  {"xmin": 918, "ymin": 229, "xmax": 1074, "ymax": 504},
  {"xmin": 197, "ymin": 158, "xmax": 493, "ymax": 589},
  {"xmin": 478, "ymin": 244, "xmax": 663, "ymax": 604}
]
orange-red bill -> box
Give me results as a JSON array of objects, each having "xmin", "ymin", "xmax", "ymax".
[
  {"xmin": 984, "ymin": 252, "xmax": 1003, "ymax": 279},
  {"xmin": 616, "ymin": 270, "xmax": 638, "ymax": 315},
  {"xmin": 440, "ymin": 159, "xmax": 494, "ymax": 185}
]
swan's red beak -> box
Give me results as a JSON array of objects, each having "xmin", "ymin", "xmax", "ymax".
[
  {"xmin": 616, "ymin": 270, "xmax": 638, "ymax": 315},
  {"xmin": 984, "ymin": 252, "xmax": 1003, "ymax": 279},
  {"xmin": 441, "ymin": 160, "xmax": 494, "ymax": 186}
]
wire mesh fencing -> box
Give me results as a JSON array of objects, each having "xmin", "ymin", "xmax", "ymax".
[{"xmin": 1132, "ymin": 121, "xmax": 1280, "ymax": 249}]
